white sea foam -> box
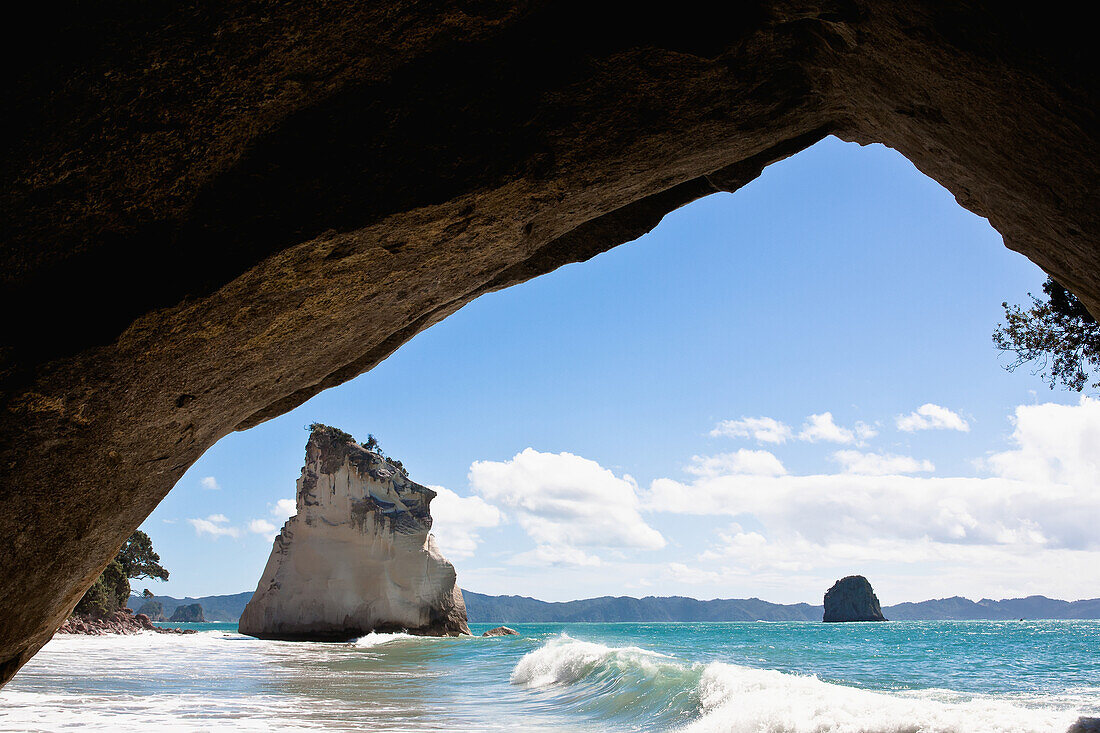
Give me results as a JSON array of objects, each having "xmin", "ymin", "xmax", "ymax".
[
  {"xmin": 0, "ymin": 689, "xmax": 327, "ymax": 732},
  {"xmin": 685, "ymin": 661, "xmax": 1081, "ymax": 732},
  {"xmin": 352, "ymin": 631, "xmax": 419, "ymax": 648}
]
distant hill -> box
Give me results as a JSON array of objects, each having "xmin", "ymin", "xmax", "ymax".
[
  {"xmin": 884, "ymin": 595, "xmax": 1100, "ymax": 620},
  {"xmin": 462, "ymin": 591, "xmax": 822, "ymax": 622},
  {"xmin": 128, "ymin": 592, "xmax": 252, "ymax": 622},
  {"xmin": 130, "ymin": 590, "xmax": 1100, "ymax": 623}
]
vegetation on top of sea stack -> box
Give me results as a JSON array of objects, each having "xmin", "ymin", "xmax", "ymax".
[
  {"xmin": 994, "ymin": 277, "xmax": 1100, "ymax": 391},
  {"xmin": 307, "ymin": 423, "xmax": 405, "ymax": 472},
  {"xmin": 73, "ymin": 530, "xmax": 169, "ymax": 618},
  {"xmin": 309, "ymin": 422, "xmax": 355, "ymax": 444}
]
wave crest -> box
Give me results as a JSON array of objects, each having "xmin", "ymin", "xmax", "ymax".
[
  {"xmin": 352, "ymin": 632, "xmax": 419, "ymax": 648},
  {"xmin": 510, "ymin": 634, "xmax": 673, "ymax": 687},
  {"xmin": 511, "ymin": 635, "xmax": 1082, "ymax": 733}
]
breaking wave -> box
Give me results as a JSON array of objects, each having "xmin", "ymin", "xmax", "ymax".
[
  {"xmin": 352, "ymin": 631, "xmax": 420, "ymax": 648},
  {"xmin": 511, "ymin": 635, "xmax": 1081, "ymax": 732}
]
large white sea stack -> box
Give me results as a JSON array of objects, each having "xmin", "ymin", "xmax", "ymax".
[{"xmin": 239, "ymin": 425, "xmax": 470, "ymax": 640}]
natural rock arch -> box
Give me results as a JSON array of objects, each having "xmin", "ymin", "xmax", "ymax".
[{"xmin": 1, "ymin": 2, "xmax": 1096, "ymax": 684}]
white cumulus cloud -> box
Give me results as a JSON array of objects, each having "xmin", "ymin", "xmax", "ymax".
[
  {"xmin": 469, "ymin": 448, "xmax": 665, "ymax": 557},
  {"xmin": 832, "ymin": 450, "xmax": 934, "ymax": 476},
  {"xmin": 896, "ymin": 403, "xmax": 969, "ymax": 432},
  {"xmin": 270, "ymin": 499, "xmax": 297, "ymax": 521},
  {"xmin": 647, "ymin": 471, "xmax": 1096, "ymax": 550},
  {"xmin": 507, "ymin": 545, "xmax": 603, "ymax": 567},
  {"xmin": 248, "ymin": 519, "xmax": 277, "ymax": 536},
  {"xmin": 987, "ymin": 396, "xmax": 1100, "ymax": 486},
  {"xmin": 649, "ymin": 400, "xmax": 1100, "ymax": 560},
  {"xmin": 686, "ymin": 450, "xmax": 787, "ymax": 478},
  {"xmin": 428, "ymin": 485, "xmax": 503, "ymax": 559},
  {"xmin": 188, "ymin": 514, "xmax": 240, "ymax": 539},
  {"xmin": 709, "ymin": 417, "xmax": 792, "ymax": 444},
  {"xmin": 200, "ymin": 476, "xmax": 220, "ymax": 490},
  {"xmin": 798, "ymin": 412, "xmax": 858, "ymax": 444}
]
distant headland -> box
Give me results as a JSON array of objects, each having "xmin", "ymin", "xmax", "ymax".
[{"xmin": 130, "ymin": 589, "xmax": 1100, "ymax": 625}]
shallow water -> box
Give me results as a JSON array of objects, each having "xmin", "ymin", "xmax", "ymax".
[{"xmin": 1, "ymin": 621, "xmax": 1096, "ymax": 731}]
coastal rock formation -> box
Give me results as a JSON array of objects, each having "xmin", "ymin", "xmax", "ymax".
[
  {"xmin": 239, "ymin": 426, "xmax": 470, "ymax": 640},
  {"xmin": 2, "ymin": 2, "xmax": 1098, "ymax": 685},
  {"xmin": 55, "ymin": 610, "xmax": 194, "ymax": 636},
  {"xmin": 823, "ymin": 576, "xmax": 887, "ymax": 623},
  {"xmin": 168, "ymin": 604, "xmax": 205, "ymax": 623},
  {"xmin": 482, "ymin": 626, "xmax": 519, "ymax": 637},
  {"xmin": 137, "ymin": 601, "xmax": 166, "ymax": 621}
]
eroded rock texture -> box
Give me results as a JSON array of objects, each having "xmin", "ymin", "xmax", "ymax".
[
  {"xmin": 823, "ymin": 575, "xmax": 887, "ymax": 623},
  {"xmin": 1, "ymin": 1, "xmax": 1097, "ymax": 684},
  {"xmin": 239, "ymin": 426, "xmax": 469, "ymax": 640}
]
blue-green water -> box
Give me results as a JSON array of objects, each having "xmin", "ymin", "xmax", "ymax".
[{"xmin": 1, "ymin": 621, "xmax": 1096, "ymax": 731}]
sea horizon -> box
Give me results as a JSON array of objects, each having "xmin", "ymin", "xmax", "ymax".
[{"xmin": 128, "ymin": 587, "xmax": 1100, "ymax": 625}]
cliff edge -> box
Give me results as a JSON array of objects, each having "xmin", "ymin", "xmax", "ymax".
[
  {"xmin": 823, "ymin": 575, "xmax": 888, "ymax": 623},
  {"xmin": 239, "ymin": 425, "xmax": 469, "ymax": 640}
]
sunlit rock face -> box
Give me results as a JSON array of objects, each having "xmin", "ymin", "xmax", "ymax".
[{"xmin": 239, "ymin": 425, "xmax": 470, "ymax": 640}]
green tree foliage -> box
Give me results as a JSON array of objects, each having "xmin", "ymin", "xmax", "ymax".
[
  {"xmin": 994, "ymin": 278, "xmax": 1100, "ymax": 391},
  {"xmin": 117, "ymin": 530, "xmax": 169, "ymax": 582},
  {"xmin": 309, "ymin": 423, "xmax": 406, "ymax": 473},
  {"xmin": 360, "ymin": 433, "xmax": 405, "ymax": 472},
  {"xmin": 72, "ymin": 531, "xmax": 168, "ymax": 618},
  {"xmin": 309, "ymin": 422, "xmax": 354, "ymax": 444}
]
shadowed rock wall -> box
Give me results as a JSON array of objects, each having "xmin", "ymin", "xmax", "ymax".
[{"xmin": 1, "ymin": 1, "xmax": 1096, "ymax": 684}]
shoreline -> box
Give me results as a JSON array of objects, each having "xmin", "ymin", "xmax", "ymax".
[{"xmin": 56, "ymin": 609, "xmax": 196, "ymax": 636}]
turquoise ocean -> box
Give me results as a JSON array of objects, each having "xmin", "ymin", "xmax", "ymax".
[{"xmin": 1, "ymin": 620, "xmax": 1097, "ymax": 731}]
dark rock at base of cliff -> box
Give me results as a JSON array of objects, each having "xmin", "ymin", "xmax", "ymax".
[
  {"xmin": 482, "ymin": 626, "xmax": 519, "ymax": 637},
  {"xmin": 1068, "ymin": 718, "xmax": 1100, "ymax": 733},
  {"xmin": 168, "ymin": 603, "xmax": 205, "ymax": 622},
  {"xmin": 56, "ymin": 610, "xmax": 196, "ymax": 635},
  {"xmin": 823, "ymin": 576, "xmax": 887, "ymax": 623}
]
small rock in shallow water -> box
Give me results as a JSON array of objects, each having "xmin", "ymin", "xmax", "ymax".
[{"xmin": 482, "ymin": 626, "xmax": 519, "ymax": 637}]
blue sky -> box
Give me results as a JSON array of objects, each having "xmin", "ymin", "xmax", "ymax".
[{"xmin": 139, "ymin": 136, "xmax": 1098, "ymax": 605}]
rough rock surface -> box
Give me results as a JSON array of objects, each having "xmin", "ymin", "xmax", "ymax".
[
  {"xmin": 136, "ymin": 601, "xmax": 166, "ymax": 621},
  {"xmin": 482, "ymin": 626, "xmax": 520, "ymax": 637},
  {"xmin": 823, "ymin": 576, "xmax": 887, "ymax": 623},
  {"xmin": 1, "ymin": 2, "xmax": 1098, "ymax": 684},
  {"xmin": 55, "ymin": 610, "xmax": 194, "ymax": 636},
  {"xmin": 168, "ymin": 603, "xmax": 205, "ymax": 623},
  {"xmin": 238, "ymin": 426, "xmax": 470, "ymax": 640}
]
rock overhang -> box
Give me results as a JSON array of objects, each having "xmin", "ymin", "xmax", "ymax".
[{"xmin": 1, "ymin": 1, "xmax": 1097, "ymax": 685}]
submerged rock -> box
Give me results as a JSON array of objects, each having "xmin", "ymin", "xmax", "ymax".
[
  {"xmin": 823, "ymin": 576, "xmax": 887, "ymax": 623},
  {"xmin": 168, "ymin": 603, "xmax": 205, "ymax": 623},
  {"xmin": 239, "ymin": 425, "xmax": 470, "ymax": 640},
  {"xmin": 482, "ymin": 626, "xmax": 519, "ymax": 637}
]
